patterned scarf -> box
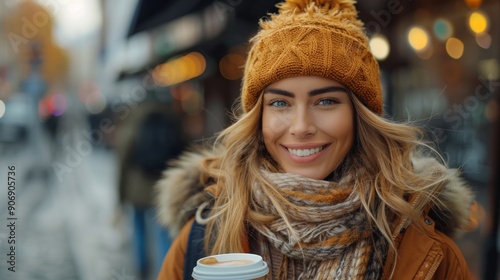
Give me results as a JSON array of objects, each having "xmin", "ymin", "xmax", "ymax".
[{"xmin": 250, "ymin": 171, "xmax": 388, "ymax": 280}]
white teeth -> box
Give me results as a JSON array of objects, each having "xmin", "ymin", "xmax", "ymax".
[{"xmin": 287, "ymin": 146, "xmax": 323, "ymax": 157}]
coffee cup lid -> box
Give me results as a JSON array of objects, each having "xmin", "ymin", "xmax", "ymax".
[{"xmin": 192, "ymin": 253, "xmax": 269, "ymax": 280}]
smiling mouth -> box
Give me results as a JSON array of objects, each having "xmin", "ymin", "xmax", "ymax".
[{"xmin": 286, "ymin": 145, "xmax": 327, "ymax": 157}]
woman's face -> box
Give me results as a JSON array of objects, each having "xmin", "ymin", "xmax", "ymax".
[{"xmin": 262, "ymin": 76, "xmax": 355, "ymax": 180}]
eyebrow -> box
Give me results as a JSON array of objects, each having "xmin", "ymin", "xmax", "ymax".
[{"xmin": 264, "ymin": 86, "xmax": 347, "ymax": 97}]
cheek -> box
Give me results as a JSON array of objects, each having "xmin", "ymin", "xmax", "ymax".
[
  {"xmin": 320, "ymin": 114, "xmax": 354, "ymax": 143},
  {"xmin": 262, "ymin": 111, "xmax": 289, "ymax": 141}
]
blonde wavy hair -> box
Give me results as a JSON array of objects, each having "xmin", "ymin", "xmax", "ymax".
[{"xmin": 199, "ymin": 91, "xmax": 450, "ymax": 260}]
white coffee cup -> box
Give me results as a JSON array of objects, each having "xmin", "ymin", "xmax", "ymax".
[{"xmin": 192, "ymin": 253, "xmax": 269, "ymax": 280}]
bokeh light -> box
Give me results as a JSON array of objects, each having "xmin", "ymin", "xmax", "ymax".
[
  {"xmin": 433, "ymin": 19, "xmax": 453, "ymax": 41},
  {"xmin": 153, "ymin": 52, "xmax": 206, "ymax": 86},
  {"xmin": 38, "ymin": 100, "xmax": 51, "ymax": 119},
  {"xmin": 51, "ymin": 93, "xmax": 68, "ymax": 116},
  {"xmin": 171, "ymin": 83, "xmax": 194, "ymax": 101},
  {"xmin": 446, "ymin": 37, "xmax": 464, "ymax": 59},
  {"xmin": 78, "ymin": 81, "xmax": 101, "ymax": 104},
  {"xmin": 476, "ymin": 33, "xmax": 492, "ymax": 49},
  {"xmin": 369, "ymin": 35, "xmax": 390, "ymax": 61},
  {"xmin": 408, "ymin": 27, "xmax": 430, "ymax": 51},
  {"xmin": 416, "ymin": 44, "xmax": 434, "ymax": 60},
  {"xmin": 465, "ymin": 0, "xmax": 482, "ymax": 9},
  {"xmin": 38, "ymin": 93, "xmax": 68, "ymax": 118},
  {"xmin": 469, "ymin": 11, "xmax": 488, "ymax": 34},
  {"xmin": 85, "ymin": 97, "xmax": 107, "ymax": 114},
  {"xmin": 479, "ymin": 59, "xmax": 500, "ymax": 81}
]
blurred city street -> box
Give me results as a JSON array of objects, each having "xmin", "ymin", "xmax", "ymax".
[
  {"xmin": 0, "ymin": 114, "xmax": 136, "ymax": 280},
  {"xmin": 0, "ymin": 0, "xmax": 498, "ymax": 279}
]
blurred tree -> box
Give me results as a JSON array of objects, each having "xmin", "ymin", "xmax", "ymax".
[{"xmin": 5, "ymin": 0, "xmax": 69, "ymax": 92}]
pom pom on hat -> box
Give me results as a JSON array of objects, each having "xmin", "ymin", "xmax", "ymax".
[
  {"xmin": 277, "ymin": 0, "xmax": 358, "ymax": 18},
  {"xmin": 241, "ymin": 0, "xmax": 383, "ymax": 114}
]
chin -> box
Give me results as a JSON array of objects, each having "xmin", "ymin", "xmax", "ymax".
[{"xmin": 287, "ymin": 169, "xmax": 328, "ymax": 180}]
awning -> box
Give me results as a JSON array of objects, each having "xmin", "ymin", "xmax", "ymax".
[
  {"xmin": 127, "ymin": 0, "xmax": 215, "ymax": 37},
  {"xmin": 127, "ymin": 0, "xmax": 280, "ymax": 38}
]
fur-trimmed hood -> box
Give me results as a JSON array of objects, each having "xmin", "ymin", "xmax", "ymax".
[
  {"xmin": 411, "ymin": 157, "xmax": 475, "ymax": 239},
  {"xmin": 154, "ymin": 149, "xmax": 216, "ymax": 238},
  {"xmin": 155, "ymin": 149, "xmax": 475, "ymax": 239}
]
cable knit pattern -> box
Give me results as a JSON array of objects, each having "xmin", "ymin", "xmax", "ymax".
[
  {"xmin": 241, "ymin": 0, "xmax": 383, "ymax": 114},
  {"xmin": 251, "ymin": 171, "xmax": 387, "ymax": 279}
]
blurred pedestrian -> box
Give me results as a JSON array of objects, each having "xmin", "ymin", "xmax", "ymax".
[
  {"xmin": 116, "ymin": 99, "xmax": 185, "ymax": 279},
  {"xmin": 156, "ymin": 0, "xmax": 477, "ymax": 279}
]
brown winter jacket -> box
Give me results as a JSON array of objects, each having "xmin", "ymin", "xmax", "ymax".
[{"xmin": 155, "ymin": 151, "xmax": 475, "ymax": 280}]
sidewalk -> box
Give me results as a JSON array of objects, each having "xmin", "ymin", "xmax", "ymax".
[{"xmin": 0, "ymin": 135, "xmax": 135, "ymax": 279}]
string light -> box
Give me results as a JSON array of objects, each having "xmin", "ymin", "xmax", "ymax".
[
  {"xmin": 446, "ymin": 37, "xmax": 464, "ymax": 59},
  {"xmin": 408, "ymin": 26, "xmax": 430, "ymax": 52},
  {"xmin": 464, "ymin": 0, "xmax": 482, "ymax": 9},
  {"xmin": 469, "ymin": 11, "xmax": 488, "ymax": 34},
  {"xmin": 369, "ymin": 35, "xmax": 390, "ymax": 61},
  {"xmin": 476, "ymin": 33, "xmax": 492, "ymax": 49},
  {"xmin": 153, "ymin": 52, "xmax": 206, "ymax": 87},
  {"xmin": 433, "ymin": 19, "xmax": 453, "ymax": 41}
]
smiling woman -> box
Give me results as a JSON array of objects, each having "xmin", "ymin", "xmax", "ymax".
[{"xmin": 155, "ymin": 0, "xmax": 477, "ymax": 279}]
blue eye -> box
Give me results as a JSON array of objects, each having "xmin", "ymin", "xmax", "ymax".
[
  {"xmin": 317, "ymin": 98, "xmax": 340, "ymax": 106},
  {"xmin": 269, "ymin": 100, "xmax": 288, "ymax": 107}
]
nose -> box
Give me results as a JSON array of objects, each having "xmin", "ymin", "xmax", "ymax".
[{"xmin": 288, "ymin": 108, "xmax": 316, "ymax": 138}]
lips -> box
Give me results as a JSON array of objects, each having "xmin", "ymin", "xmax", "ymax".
[{"xmin": 284, "ymin": 144, "xmax": 328, "ymax": 157}]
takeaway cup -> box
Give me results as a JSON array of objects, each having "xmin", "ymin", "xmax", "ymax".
[{"xmin": 192, "ymin": 253, "xmax": 269, "ymax": 280}]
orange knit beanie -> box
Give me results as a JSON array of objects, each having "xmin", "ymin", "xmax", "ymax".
[{"xmin": 241, "ymin": 0, "xmax": 383, "ymax": 114}]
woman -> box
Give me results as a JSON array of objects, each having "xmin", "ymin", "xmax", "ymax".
[{"xmin": 156, "ymin": 0, "xmax": 476, "ymax": 279}]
